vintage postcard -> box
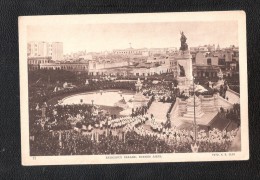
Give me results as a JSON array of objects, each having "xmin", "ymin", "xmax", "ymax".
[{"xmin": 19, "ymin": 11, "xmax": 248, "ymax": 165}]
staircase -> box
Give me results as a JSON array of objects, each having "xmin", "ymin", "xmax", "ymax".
[{"xmin": 169, "ymin": 100, "xmax": 184, "ymax": 127}]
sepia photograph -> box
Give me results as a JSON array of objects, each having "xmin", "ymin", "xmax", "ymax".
[{"xmin": 19, "ymin": 11, "xmax": 248, "ymax": 165}]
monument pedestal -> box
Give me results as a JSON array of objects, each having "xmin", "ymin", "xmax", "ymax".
[
  {"xmin": 132, "ymin": 93, "xmax": 148, "ymax": 108},
  {"xmin": 132, "ymin": 78, "xmax": 148, "ymax": 108},
  {"xmin": 183, "ymin": 95, "xmax": 204, "ymax": 120},
  {"xmin": 175, "ymin": 51, "xmax": 193, "ymax": 86},
  {"xmin": 177, "ymin": 76, "xmax": 189, "ymax": 86}
]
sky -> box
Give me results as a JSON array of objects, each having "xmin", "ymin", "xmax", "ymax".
[{"xmin": 27, "ymin": 21, "xmax": 238, "ymax": 54}]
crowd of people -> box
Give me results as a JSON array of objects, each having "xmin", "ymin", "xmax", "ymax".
[
  {"xmin": 142, "ymin": 82, "xmax": 174, "ymax": 101},
  {"xmin": 29, "ymin": 103, "xmax": 109, "ymax": 135},
  {"xmin": 131, "ymin": 106, "xmax": 149, "ymax": 117},
  {"xmin": 28, "ymin": 70, "xmax": 240, "ymax": 156},
  {"xmin": 109, "ymin": 115, "xmax": 148, "ymax": 129},
  {"xmin": 30, "ymin": 115, "xmax": 238, "ymax": 155},
  {"xmin": 30, "ymin": 129, "xmax": 174, "ymax": 155},
  {"xmin": 29, "ymin": 94, "xmax": 238, "ymax": 155},
  {"xmin": 223, "ymin": 103, "xmax": 241, "ymax": 126},
  {"xmin": 48, "ymin": 81, "xmax": 136, "ymax": 100}
]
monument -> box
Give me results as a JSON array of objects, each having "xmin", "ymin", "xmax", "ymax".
[
  {"xmin": 183, "ymin": 95, "xmax": 204, "ymax": 120},
  {"xmin": 176, "ymin": 32, "xmax": 193, "ymax": 86},
  {"xmin": 173, "ymin": 32, "xmax": 219, "ymax": 127},
  {"xmin": 114, "ymin": 97, "xmax": 129, "ymax": 109},
  {"xmin": 132, "ymin": 78, "xmax": 148, "ymax": 107}
]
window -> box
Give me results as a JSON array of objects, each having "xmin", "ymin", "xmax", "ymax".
[
  {"xmin": 207, "ymin": 58, "xmax": 212, "ymax": 65},
  {"xmin": 218, "ymin": 59, "xmax": 224, "ymax": 65}
]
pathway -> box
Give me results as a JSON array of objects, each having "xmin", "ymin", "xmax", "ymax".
[
  {"xmin": 148, "ymin": 101, "xmax": 171, "ymax": 124},
  {"xmin": 225, "ymin": 90, "xmax": 240, "ymax": 104}
]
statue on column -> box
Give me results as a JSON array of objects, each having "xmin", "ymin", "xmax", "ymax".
[{"xmin": 180, "ymin": 31, "xmax": 188, "ymax": 51}]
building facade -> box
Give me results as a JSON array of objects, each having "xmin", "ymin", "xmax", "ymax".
[
  {"xmin": 28, "ymin": 56, "xmax": 52, "ymax": 71},
  {"xmin": 195, "ymin": 52, "xmax": 219, "ymax": 66},
  {"xmin": 27, "ymin": 41, "xmax": 63, "ymax": 61},
  {"xmin": 39, "ymin": 62, "xmax": 89, "ymax": 72},
  {"xmin": 51, "ymin": 42, "xmax": 63, "ymax": 61},
  {"xmin": 113, "ymin": 48, "xmax": 148, "ymax": 56}
]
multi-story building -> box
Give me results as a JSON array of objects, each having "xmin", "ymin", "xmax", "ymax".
[
  {"xmin": 112, "ymin": 47, "xmax": 178, "ymax": 57},
  {"xmin": 195, "ymin": 52, "xmax": 219, "ymax": 66},
  {"xmin": 27, "ymin": 41, "xmax": 49, "ymax": 57},
  {"xmin": 190, "ymin": 44, "xmax": 215, "ymax": 54},
  {"xmin": 39, "ymin": 61, "xmax": 89, "ymax": 73},
  {"xmin": 113, "ymin": 48, "xmax": 148, "ymax": 56},
  {"xmin": 51, "ymin": 42, "xmax": 63, "ymax": 61},
  {"xmin": 167, "ymin": 47, "xmax": 178, "ymax": 54},
  {"xmin": 207, "ymin": 44, "xmax": 216, "ymax": 52},
  {"xmin": 28, "ymin": 56, "xmax": 52, "ymax": 71},
  {"xmin": 146, "ymin": 54, "xmax": 170, "ymax": 65},
  {"xmin": 148, "ymin": 48, "xmax": 168, "ymax": 56},
  {"xmin": 27, "ymin": 41, "xmax": 63, "ymax": 61}
]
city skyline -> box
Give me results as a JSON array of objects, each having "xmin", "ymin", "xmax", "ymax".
[{"xmin": 27, "ymin": 21, "xmax": 238, "ymax": 54}]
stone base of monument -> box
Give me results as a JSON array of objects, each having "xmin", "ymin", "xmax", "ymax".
[
  {"xmin": 199, "ymin": 95, "xmax": 218, "ymax": 112},
  {"xmin": 182, "ymin": 107, "xmax": 205, "ymax": 123},
  {"xmin": 177, "ymin": 76, "xmax": 191, "ymax": 86},
  {"xmin": 132, "ymin": 93, "xmax": 148, "ymax": 108},
  {"xmin": 181, "ymin": 95, "xmax": 204, "ymax": 121},
  {"xmin": 180, "ymin": 111, "xmax": 218, "ymax": 126},
  {"xmin": 183, "ymin": 111, "xmax": 205, "ymax": 119}
]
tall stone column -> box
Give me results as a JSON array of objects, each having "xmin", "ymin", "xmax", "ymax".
[
  {"xmin": 175, "ymin": 32, "xmax": 193, "ymax": 86},
  {"xmin": 176, "ymin": 51, "xmax": 193, "ymax": 85}
]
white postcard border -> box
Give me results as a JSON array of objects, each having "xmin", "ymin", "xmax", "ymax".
[{"xmin": 19, "ymin": 11, "xmax": 249, "ymax": 165}]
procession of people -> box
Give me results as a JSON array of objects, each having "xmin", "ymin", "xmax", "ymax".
[
  {"xmin": 28, "ymin": 69, "xmax": 240, "ymax": 156},
  {"xmin": 30, "ymin": 100, "xmax": 238, "ymax": 156}
]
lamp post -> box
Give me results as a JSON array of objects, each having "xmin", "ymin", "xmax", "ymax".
[
  {"xmin": 190, "ymin": 73, "xmax": 199, "ymax": 152},
  {"xmin": 91, "ymin": 100, "xmax": 94, "ymax": 106},
  {"xmin": 193, "ymin": 74, "xmax": 197, "ymax": 143}
]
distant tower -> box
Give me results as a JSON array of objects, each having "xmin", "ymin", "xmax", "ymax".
[{"xmin": 216, "ymin": 44, "xmax": 220, "ymax": 51}]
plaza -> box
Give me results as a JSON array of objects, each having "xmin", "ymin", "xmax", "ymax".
[{"xmin": 28, "ymin": 31, "xmax": 241, "ymax": 156}]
